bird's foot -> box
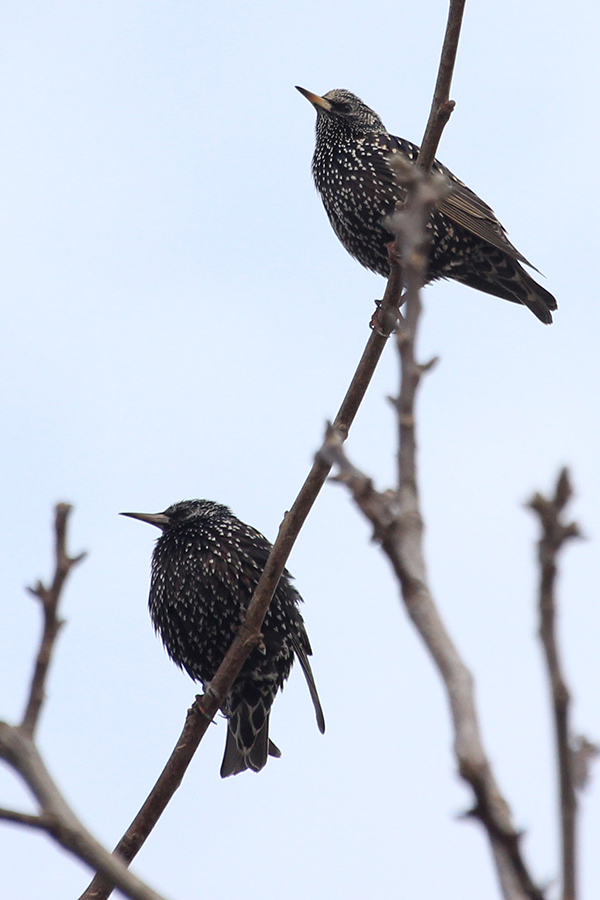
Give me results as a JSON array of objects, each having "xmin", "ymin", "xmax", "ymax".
[
  {"xmin": 370, "ymin": 298, "xmax": 403, "ymax": 336},
  {"xmin": 386, "ymin": 240, "xmax": 401, "ymax": 266}
]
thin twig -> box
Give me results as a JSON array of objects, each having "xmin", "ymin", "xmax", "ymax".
[
  {"xmin": 0, "ymin": 807, "xmax": 51, "ymax": 829},
  {"xmin": 528, "ymin": 469, "xmax": 582, "ymax": 900},
  {"xmin": 22, "ymin": 502, "xmax": 86, "ymax": 737},
  {"xmin": 78, "ymin": 263, "xmax": 404, "ymax": 900},
  {"xmin": 322, "ymin": 429, "xmax": 546, "ymax": 900},
  {"xmin": 417, "ymin": 0, "xmax": 466, "ymax": 170},
  {"xmin": 325, "ymin": 7, "xmax": 549, "ymax": 886}
]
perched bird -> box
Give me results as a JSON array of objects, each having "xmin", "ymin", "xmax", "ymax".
[
  {"xmin": 297, "ymin": 87, "xmax": 556, "ymax": 324},
  {"xmin": 121, "ymin": 499, "xmax": 325, "ymax": 777}
]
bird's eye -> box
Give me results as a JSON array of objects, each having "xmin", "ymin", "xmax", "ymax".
[{"xmin": 333, "ymin": 101, "xmax": 353, "ymax": 115}]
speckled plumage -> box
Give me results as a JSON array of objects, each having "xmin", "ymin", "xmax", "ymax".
[
  {"xmin": 122, "ymin": 499, "xmax": 324, "ymax": 777},
  {"xmin": 297, "ymin": 87, "xmax": 557, "ymax": 324}
]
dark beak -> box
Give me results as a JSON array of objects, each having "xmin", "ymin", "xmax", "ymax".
[
  {"xmin": 120, "ymin": 511, "xmax": 170, "ymax": 529},
  {"xmin": 295, "ymin": 86, "xmax": 332, "ymax": 112}
]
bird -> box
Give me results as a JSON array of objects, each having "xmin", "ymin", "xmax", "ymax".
[
  {"xmin": 121, "ymin": 499, "xmax": 325, "ymax": 777},
  {"xmin": 297, "ymin": 87, "xmax": 557, "ymax": 324}
]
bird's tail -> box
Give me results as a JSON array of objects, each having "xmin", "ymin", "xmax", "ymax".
[
  {"xmin": 220, "ymin": 683, "xmax": 279, "ymax": 778},
  {"xmin": 511, "ymin": 266, "xmax": 557, "ymax": 324},
  {"xmin": 451, "ymin": 252, "xmax": 558, "ymax": 324},
  {"xmin": 220, "ymin": 716, "xmax": 280, "ymax": 778}
]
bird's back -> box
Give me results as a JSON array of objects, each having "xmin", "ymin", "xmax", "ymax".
[{"xmin": 305, "ymin": 87, "xmax": 556, "ymax": 323}]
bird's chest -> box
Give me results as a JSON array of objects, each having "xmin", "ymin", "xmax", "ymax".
[
  {"xmin": 311, "ymin": 138, "xmax": 403, "ymax": 276},
  {"xmin": 313, "ymin": 140, "xmax": 398, "ymax": 224},
  {"xmin": 149, "ymin": 542, "xmax": 247, "ymax": 680}
]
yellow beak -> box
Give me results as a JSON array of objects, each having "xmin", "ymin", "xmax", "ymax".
[{"xmin": 295, "ymin": 86, "xmax": 332, "ymax": 112}]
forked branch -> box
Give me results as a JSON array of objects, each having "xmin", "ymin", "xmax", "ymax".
[
  {"xmin": 22, "ymin": 502, "xmax": 86, "ymax": 736},
  {"xmin": 321, "ymin": 160, "xmax": 545, "ymax": 899},
  {"xmin": 0, "ymin": 505, "xmax": 167, "ymax": 900}
]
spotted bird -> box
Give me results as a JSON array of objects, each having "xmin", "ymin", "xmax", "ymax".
[
  {"xmin": 297, "ymin": 87, "xmax": 556, "ymax": 323},
  {"xmin": 122, "ymin": 499, "xmax": 325, "ymax": 777}
]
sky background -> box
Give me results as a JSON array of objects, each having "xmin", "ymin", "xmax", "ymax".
[{"xmin": 0, "ymin": 2, "xmax": 598, "ymax": 898}]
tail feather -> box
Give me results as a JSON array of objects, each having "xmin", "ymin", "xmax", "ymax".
[
  {"xmin": 291, "ymin": 635, "xmax": 326, "ymax": 734},
  {"xmin": 220, "ymin": 683, "xmax": 278, "ymax": 778},
  {"xmin": 220, "ymin": 714, "xmax": 281, "ymax": 777},
  {"xmin": 518, "ymin": 270, "xmax": 557, "ymax": 324},
  {"xmin": 451, "ymin": 257, "xmax": 557, "ymax": 324}
]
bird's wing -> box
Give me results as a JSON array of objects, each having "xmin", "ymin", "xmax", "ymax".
[
  {"xmin": 438, "ymin": 180, "xmax": 537, "ymax": 269},
  {"xmin": 235, "ymin": 525, "xmax": 326, "ymax": 734},
  {"xmin": 384, "ymin": 134, "xmax": 538, "ymax": 270},
  {"xmin": 291, "ymin": 633, "xmax": 326, "ymax": 734}
]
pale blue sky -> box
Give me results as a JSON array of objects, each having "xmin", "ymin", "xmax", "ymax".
[{"xmin": 1, "ymin": 2, "xmax": 599, "ymax": 898}]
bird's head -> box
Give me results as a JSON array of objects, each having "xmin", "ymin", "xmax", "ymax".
[
  {"xmin": 296, "ymin": 87, "xmax": 386, "ymax": 137},
  {"xmin": 120, "ymin": 499, "xmax": 227, "ymax": 531}
]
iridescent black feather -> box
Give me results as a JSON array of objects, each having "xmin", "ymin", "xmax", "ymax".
[
  {"xmin": 122, "ymin": 500, "xmax": 325, "ymax": 777},
  {"xmin": 297, "ymin": 87, "xmax": 556, "ymax": 323}
]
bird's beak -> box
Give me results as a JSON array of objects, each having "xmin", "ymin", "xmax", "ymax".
[
  {"xmin": 120, "ymin": 511, "xmax": 170, "ymax": 529},
  {"xmin": 295, "ymin": 86, "xmax": 332, "ymax": 112}
]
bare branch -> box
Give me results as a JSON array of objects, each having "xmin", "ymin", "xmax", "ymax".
[
  {"xmin": 0, "ymin": 807, "xmax": 51, "ymax": 829},
  {"xmin": 79, "ymin": 697, "xmax": 208, "ymax": 899},
  {"xmin": 384, "ymin": 158, "xmax": 452, "ymax": 330},
  {"xmin": 79, "ymin": 264, "xmax": 405, "ymax": 900},
  {"xmin": 417, "ymin": 0, "xmax": 466, "ymax": 170},
  {"xmin": 325, "ymin": 157, "xmax": 544, "ymax": 899},
  {"xmin": 81, "ymin": 8, "xmax": 470, "ymax": 894},
  {"xmin": 528, "ymin": 469, "xmax": 584, "ymax": 900},
  {"xmin": 22, "ymin": 502, "xmax": 86, "ymax": 737},
  {"xmin": 86, "ymin": 7, "xmax": 490, "ymax": 896},
  {"xmin": 80, "ymin": 10, "xmax": 470, "ymax": 891},
  {"xmin": 0, "ymin": 722, "xmax": 167, "ymax": 900},
  {"xmin": 1, "ymin": 505, "xmax": 167, "ymax": 900},
  {"xmin": 322, "ymin": 430, "xmax": 544, "ymax": 900}
]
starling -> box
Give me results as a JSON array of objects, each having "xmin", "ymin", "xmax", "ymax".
[
  {"xmin": 297, "ymin": 87, "xmax": 557, "ymax": 324},
  {"xmin": 121, "ymin": 499, "xmax": 325, "ymax": 777}
]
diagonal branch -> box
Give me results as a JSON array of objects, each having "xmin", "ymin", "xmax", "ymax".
[
  {"xmin": 22, "ymin": 502, "xmax": 86, "ymax": 737},
  {"xmin": 0, "ymin": 723, "xmax": 167, "ymax": 900},
  {"xmin": 321, "ymin": 430, "xmax": 546, "ymax": 900},
  {"xmin": 528, "ymin": 469, "xmax": 583, "ymax": 900},
  {"xmin": 81, "ymin": 5, "xmax": 469, "ymax": 895},
  {"xmin": 78, "ymin": 264, "xmax": 404, "ymax": 900}
]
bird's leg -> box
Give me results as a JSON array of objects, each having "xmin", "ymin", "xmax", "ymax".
[
  {"xmin": 369, "ymin": 291, "xmax": 406, "ymax": 335},
  {"xmin": 386, "ymin": 239, "xmax": 402, "ymax": 268},
  {"xmin": 369, "ymin": 241, "xmax": 407, "ymax": 333},
  {"xmin": 192, "ymin": 692, "xmax": 217, "ymax": 721},
  {"xmin": 369, "ymin": 299, "xmax": 392, "ymax": 335}
]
